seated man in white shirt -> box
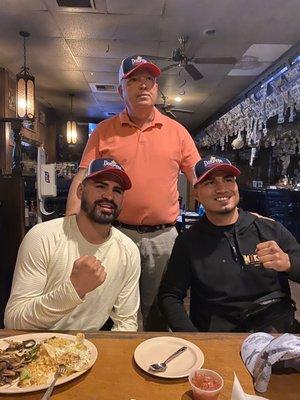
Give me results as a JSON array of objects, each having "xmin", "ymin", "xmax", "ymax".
[{"xmin": 4, "ymin": 158, "xmax": 141, "ymax": 331}]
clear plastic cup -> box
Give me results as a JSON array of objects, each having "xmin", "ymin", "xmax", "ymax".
[{"xmin": 188, "ymin": 368, "xmax": 224, "ymax": 400}]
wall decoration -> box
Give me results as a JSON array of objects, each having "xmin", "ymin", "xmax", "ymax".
[{"xmin": 200, "ymin": 60, "xmax": 300, "ymax": 166}]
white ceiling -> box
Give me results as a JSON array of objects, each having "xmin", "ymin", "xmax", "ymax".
[{"xmin": 0, "ymin": 0, "xmax": 299, "ymax": 132}]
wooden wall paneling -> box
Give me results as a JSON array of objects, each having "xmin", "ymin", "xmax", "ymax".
[
  {"xmin": 0, "ymin": 68, "xmax": 17, "ymax": 174},
  {"xmin": 0, "ymin": 122, "xmax": 5, "ymax": 174},
  {"xmin": 0, "ymin": 69, "xmax": 6, "ymax": 174},
  {"xmin": 38, "ymin": 106, "xmax": 57, "ymax": 163}
]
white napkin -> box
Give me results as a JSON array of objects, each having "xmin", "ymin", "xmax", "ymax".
[
  {"xmin": 241, "ymin": 333, "xmax": 300, "ymax": 393},
  {"xmin": 231, "ymin": 373, "xmax": 269, "ymax": 400}
]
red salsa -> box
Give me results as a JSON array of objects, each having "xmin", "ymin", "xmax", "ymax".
[{"xmin": 192, "ymin": 371, "xmax": 222, "ymax": 391}]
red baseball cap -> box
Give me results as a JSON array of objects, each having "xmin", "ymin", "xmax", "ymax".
[
  {"xmin": 84, "ymin": 158, "xmax": 132, "ymax": 190},
  {"xmin": 194, "ymin": 156, "xmax": 241, "ymax": 186},
  {"xmin": 118, "ymin": 55, "xmax": 161, "ymax": 83}
]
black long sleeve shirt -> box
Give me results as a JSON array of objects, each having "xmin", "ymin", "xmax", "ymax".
[{"xmin": 158, "ymin": 210, "xmax": 300, "ymax": 332}]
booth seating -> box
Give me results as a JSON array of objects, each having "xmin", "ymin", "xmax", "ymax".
[{"xmin": 239, "ymin": 187, "xmax": 300, "ymax": 242}]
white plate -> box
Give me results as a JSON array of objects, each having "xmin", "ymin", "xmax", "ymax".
[
  {"xmin": 0, "ymin": 332, "xmax": 98, "ymax": 394},
  {"xmin": 134, "ymin": 336, "xmax": 204, "ymax": 378}
]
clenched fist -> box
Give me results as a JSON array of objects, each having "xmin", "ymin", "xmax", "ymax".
[
  {"xmin": 70, "ymin": 255, "xmax": 107, "ymax": 298},
  {"xmin": 256, "ymin": 241, "xmax": 291, "ymax": 272}
]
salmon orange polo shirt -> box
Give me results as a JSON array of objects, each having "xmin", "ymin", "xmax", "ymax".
[{"xmin": 80, "ymin": 108, "xmax": 200, "ymax": 226}]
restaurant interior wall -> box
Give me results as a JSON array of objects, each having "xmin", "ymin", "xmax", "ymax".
[
  {"xmin": 0, "ymin": 68, "xmax": 57, "ymax": 175},
  {"xmin": 199, "ymin": 112, "xmax": 300, "ymax": 242},
  {"xmin": 0, "ymin": 66, "xmax": 59, "ymax": 327},
  {"xmin": 201, "ymin": 111, "xmax": 300, "ymax": 186}
]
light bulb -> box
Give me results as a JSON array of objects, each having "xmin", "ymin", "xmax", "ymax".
[{"xmin": 174, "ymin": 96, "xmax": 182, "ymax": 102}]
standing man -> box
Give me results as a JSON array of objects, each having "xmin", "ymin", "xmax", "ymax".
[
  {"xmin": 66, "ymin": 55, "xmax": 200, "ymax": 330},
  {"xmin": 5, "ymin": 158, "xmax": 140, "ymax": 331},
  {"xmin": 159, "ymin": 156, "xmax": 300, "ymax": 333}
]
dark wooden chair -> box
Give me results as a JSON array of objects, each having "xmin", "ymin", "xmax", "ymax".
[{"xmin": 0, "ymin": 176, "xmax": 25, "ymax": 328}]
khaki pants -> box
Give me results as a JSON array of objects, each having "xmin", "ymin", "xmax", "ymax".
[{"xmin": 119, "ymin": 226, "xmax": 178, "ymax": 331}]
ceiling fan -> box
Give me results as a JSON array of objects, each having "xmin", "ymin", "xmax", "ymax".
[
  {"xmin": 143, "ymin": 36, "xmax": 237, "ymax": 81},
  {"xmin": 156, "ymin": 89, "xmax": 194, "ymax": 119}
]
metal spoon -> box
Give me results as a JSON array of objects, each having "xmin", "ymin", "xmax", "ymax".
[{"xmin": 149, "ymin": 346, "xmax": 187, "ymax": 372}]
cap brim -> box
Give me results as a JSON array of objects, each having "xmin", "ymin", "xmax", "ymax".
[
  {"xmin": 122, "ymin": 62, "xmax": 161, "ymax": 80},
  {"xmin": 85, "ymin": 169, "xmax": 132, "ymax": 190},
  {"xmin": 194, "ymin": 164, "xmax": 241, "ymax": 186}
]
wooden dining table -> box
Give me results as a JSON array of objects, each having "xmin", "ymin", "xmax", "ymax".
[{"xmin": 0, "ymin": 330, "xmax": 298, "ymax": 400}]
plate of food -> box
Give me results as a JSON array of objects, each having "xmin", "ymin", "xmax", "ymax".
[
  {"xmin": 134, "ymin": 336, "xmax": 204, "ymax": 378},
  {"xmin": 0, "ymin": 332, "xmax": 98, "ymax": 393}
]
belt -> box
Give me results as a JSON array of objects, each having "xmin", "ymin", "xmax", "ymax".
[{"xmin": 114, "ymin": 222, "xmax": 174, "ymax": 233}]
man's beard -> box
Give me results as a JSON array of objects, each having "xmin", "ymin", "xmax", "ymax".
[
  {"xmin": 81, "ymin": 197, "xmax": 121, "ymax": 224},
  {"xmin": 215, "ymin": 197, "xmax": 239, "ymax": 215},
  {"xmin": 216, "ymin": 205, "xmax": 236, "ymax": 214}
]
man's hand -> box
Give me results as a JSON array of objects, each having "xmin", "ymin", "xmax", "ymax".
[
  {"xmin": 70, "ymin": 255, "xmax": 107, "ymax": 298},
  {"xmin": 256, "ymin": 241, "xmax": 291, "ymax": 272}
]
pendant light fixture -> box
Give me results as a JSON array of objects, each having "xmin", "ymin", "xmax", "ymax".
[
  {"xmin": 66, "ymin": 94, "xmax": 77, "ymax": 144},
  {"xmin": 16, "ymin": 31, "xmax": 35, "ymax": 120}
]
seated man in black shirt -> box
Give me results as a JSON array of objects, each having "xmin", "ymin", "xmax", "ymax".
[{"xmin": 158, "ymin": 156, "xmax": 300, "ymax": 332}]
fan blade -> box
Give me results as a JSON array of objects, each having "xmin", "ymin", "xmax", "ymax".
[
  {"xmin": 192, "ymin": 57, "xmax": 237, "ymax": 65},
  {"xmin": 161, "ymin": 63, "xmax": 178, "ymax": 72},
  {"xmin": 171, "ymin": 108, "xmax": 194, "ymax": 114},
  {"xmin": 184, "ymin": 64, "xmax": 203, "ymax": 80},
  {"xmin": 165, "ymin": 110, "xmax": 177, "ymax": 119}
]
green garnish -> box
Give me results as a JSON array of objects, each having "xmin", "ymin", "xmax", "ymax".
[{"xmin": 20, "ymin": 369, "xmax": 31, "ymax": 381}]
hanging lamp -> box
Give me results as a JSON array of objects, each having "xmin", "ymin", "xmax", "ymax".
[
  {"xmin": 66, "ymin": 94, "xmax": 77, "ymax": 144},
  {"xmin": 16, "ymin": 31, "xmax": 35, "ymax": 120}
]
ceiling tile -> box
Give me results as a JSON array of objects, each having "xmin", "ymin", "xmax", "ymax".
[
  {"xmin": 83, "ymin": 71, "xmax": 119, "ymax": 84},
  {"xmin": 0, "ymin": 36, "xmax": 80, "ymax": 91},
  {"xmin": 37, "ymin": 70, "xmax": 90, "ymax": 92},
  {"xmin": 0, "ymin": 10, "xmax": 60, "ymax": 37},
  {"xmin": 164, "ymin": 0, "xmax": 231, "ymax": 17},
  {"xmin": 53, "ymin": 13, "xmax": 162, "ymax": 41},
  {"xmin": 75, "ymin": 57, "xmax": 120, "ymax": 72},
  {"xmin": 31, "ymin": 37, "xmax": 74, "ymax": 58},
  {"xmin": 0, "ymin": 0, "xmax": 47, "ymax": 11},
  {"xmin": 67, "ymin": 39, "xmax": 159, "ymax": 58},
  {"xmin": 52, "ymin": 13, "xmax": 119, "ymax": 40},
  {"xmin": 199, "ymin": 0, "xmax": 300, "ymax": 44},
  {"xmin": 107, "ymin": 0, "xmax": 164, "ymax": 15},
  {"xmin": 164, "ymin": 0, "xmax": 300, "ymax": 44}
]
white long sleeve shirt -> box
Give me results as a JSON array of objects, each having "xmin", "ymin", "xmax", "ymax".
[{"xmin": 4, "ymin": 216, "xmax": 141, "ymax": 331}]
